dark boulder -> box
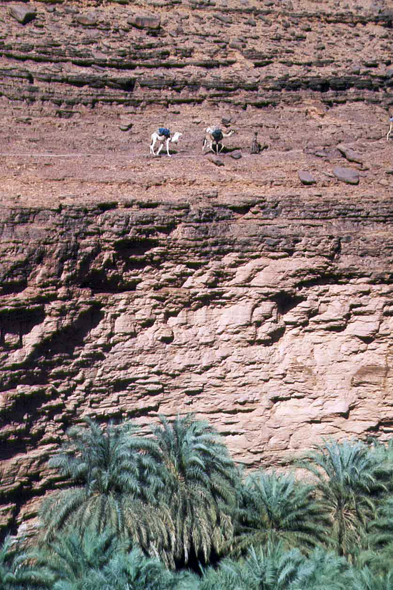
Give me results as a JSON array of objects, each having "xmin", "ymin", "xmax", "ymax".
[
  {"xmin": 10, "ymin": 5, "xmax": 37, "ymax": 25},
  {"xmin": 231, "ymin": 151, "xmax": 242, "ymax": 160},
  {"xmin": 298, "ymin": 171, "xmax": 316, "ymax": 185},
  {"xmin": 337, "ymin": 144, "xmax": 363, "ymax": 166},
  {"xmin": 333, "ymin": 167, "xmax": 359, "ymax": 185},
  {"xmin": 76, "ymin": 12, "xmax": 99, "ymax": 27},
  {"xmin": 128, "ymin": 14, "xmax": 161, "ymax": 30},
  {"xmin": 207, "ymin": 155, "xmax": 225, "ymax": 166}
]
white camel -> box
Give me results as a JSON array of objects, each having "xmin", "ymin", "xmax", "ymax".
[
  {"xmin": 202, "ymin": 126, "xmax": 234, "ymax": 154},
  {"xmin": 150, "ymin": 130, "xmax": 182, "ymax": 157},
  {"xmin": 387, "ymin": 117, "xmax": 393, "ymax": 141}
]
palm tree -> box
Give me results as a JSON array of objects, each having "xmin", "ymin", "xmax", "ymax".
[
  {"xmin": 103, "ymin": 547, "xmax": 199, "ymax": 590},
  {"xmin": 231, "ymin": 470, "xmax": 330, "ymax": 556},
  {"xmin": 0, "ymin": 534, "xmax": 50, "ymax": 589},
  {"xmin": 300, "ymin": 439, "xmax": 389, "ymax": 557},
  {"xmin": 151, "ymin": 414, "xmax": 240, "ymax": 569},
  {"xmin": 351, "ymin": 566, "xmax": 393, "ymax": 590},
  {"xmin": 39, "ymin": 418, "xmax": 174, "ymax": 561},
  {"xmin": 199, "ymin": 556, "xmax": 253, "ymax": 590},
  {"xmin": 31, "ymin": 529, "xmax": 119, "ymax": 590},
  {"xmin": 202, "ymin": 543, "xmax": 305, "ymax": 590},
  {"xmin": 354, "ymin": 497, "xmax": 393, "ymax": 575},
  {"xmin": 31, "ymin": 528, "xmax": 193, "ymax": 590},
  {"xmin": 290, "ymin": 547, "xmax": 352, "ymax": 590},
  {"xmin": 200, "ymin": 543, "xmax": 353, "ymax": 590}
]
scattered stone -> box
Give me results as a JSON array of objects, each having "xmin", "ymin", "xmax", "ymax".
[
  {"xmin": 128, "ymin": 14, "xmax": 161, "ymax": 30},
  {"xmin": 231, "ymin": 151, "xmax": 242, "ymax": 160},
  {"xmin": 229, "ymin": 41, "xmax": 243, "ymax": 50},
  {"xmin": 337, "ymin": 144, "xmax": 363, "ymax": 166},
  {"xmin": 9, "ymin": 5, "xmax": 36, "ymax": 25},
  {"xmin": 207, "ymin": 155, "xmax": 225, "ymax": 166},
  {"xmin": 298, "ymin": 171, "xmax": 316, "ymax": 185},
  {"xmin": 56, "ymin": 110, "xmax": 77, "ymax": 119},
  {"xmin": 386, "ymin": 170, "xmax": 393, "ymax": 175},
  {"xmin": 364, "ymin": 61, "xmax": 378, "ymax": 68},
  {"xmin": 333, "ymin": 167, "xmax": 359, "ymax": 185},
  {"xmin": 76, "ymin": 12, "xmax": 99, "ymax": 27},
  {"xmin": 119, "ymin": 122, "xmax": 133, "ymax": 132},
  {"xmin": 221, "ymin": 116, "xmax": 232, "ymax": 126},
  {"xmin": 214, "ymin": 13, "xmax": 232, "ymax": 24}
]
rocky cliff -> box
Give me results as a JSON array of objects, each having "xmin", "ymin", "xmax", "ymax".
[{"xmin": 0, "ymin": 0, "xmax": 392, "ymax": 534}]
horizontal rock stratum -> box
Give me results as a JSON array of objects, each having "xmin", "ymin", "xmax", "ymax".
[{"xmin": 0, "ymin": 0, "xmax": 392, "ymax": 535}]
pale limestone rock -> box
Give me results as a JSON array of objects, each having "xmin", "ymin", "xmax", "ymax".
[
  {"xmin": 252, "ymin": 302, "xmax": 277, "ymax": 322},
  {"xmin": 345, "ymin": 317, "xmax": 380, "ymax": 339},
  {"xmin": 217, "ymin": 303, "xmax": 254, "ymax": 332},
  {"xmin": 250, "ymin": 257, "xmax": 329, "ymax": 289},
  {"xmin": 322, "ymin": 400, "xmax": 350, "ymax": 418},
  {"xmin": 154, "ymin": 326, "xmax": 174, "ymax": 343},
  {"xmin": 114, "ymin": 314, "xmax": 136, "ymax": 335}
]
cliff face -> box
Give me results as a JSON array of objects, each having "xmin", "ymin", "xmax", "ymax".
[{"xmin": 0, "ymin": 0, "xmax": 392, "ymax": 534}]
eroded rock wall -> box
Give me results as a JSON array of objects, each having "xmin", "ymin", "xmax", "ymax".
[{"xmin": 2, "ymin": 195, "xmax": 393, "ymax": 530}]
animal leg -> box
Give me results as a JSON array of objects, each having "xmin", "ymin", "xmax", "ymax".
[
  {"xmin": 388, "ymin": 126, "xmax": 392, "ymax": 141},
  {"xmin": 166, "ymin": 138, "xmax": 171, "ymax": 157},
  {"xmin": 156, "ymin": 142, "xmax": 163, "ymax": 156},
  {"xmin": 150, "ymin": 137, "xmax": 157, "ymax": 156}
]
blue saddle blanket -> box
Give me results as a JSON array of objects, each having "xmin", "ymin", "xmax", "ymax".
[
  {"xmin": 211, "ymin": 128, "xmax": 223, "ymax": 142},
  {"xmin": 158, "ymin": 127, "xmax": 170, "ymax": 138}
]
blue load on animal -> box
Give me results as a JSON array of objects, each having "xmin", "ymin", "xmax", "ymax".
[
  {"xmin": 203, "ymin": 126, "xmax": 234, "ymax": 154},
  {"xmin": 211, "ymin": 128, "xmax": 223, "ymax": 142},
  {"xmin": 158, "ymin": 127, "xmax": 171, "ymax": 138},
  {"xmin": 150, "ymin": 128, "xmax": 183, "ymax": 157}
]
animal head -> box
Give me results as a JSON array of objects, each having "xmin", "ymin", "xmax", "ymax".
[{"xmin": 171, "ymin": 132, "xmax": 183, "ymax": 143}]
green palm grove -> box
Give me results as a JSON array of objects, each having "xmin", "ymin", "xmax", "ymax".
[{"xmin": 3, "ymin": 415, "xmax": 393, "ymax": 589}]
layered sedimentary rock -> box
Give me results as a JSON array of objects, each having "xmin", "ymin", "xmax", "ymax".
[
  {"xmin": 0, "ymin": 0, "xmax": 392, "ymax": 534},
  {"xmin": 1, "ymin": 0, "xmax": 392, "ymax": 109}
]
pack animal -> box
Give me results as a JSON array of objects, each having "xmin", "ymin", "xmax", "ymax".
[
  {"xmin": 150, "ymin": 128, "xmax": 183, "ymax": 157},
  {"xmin": 387, "ymin": 117, "xmax": 393, "ymax": 141},
  {"xmin": 202, "ymin": 127, "xmax": 234, "ymax": 154}
]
